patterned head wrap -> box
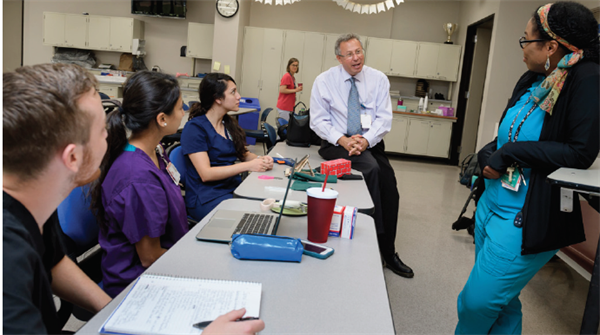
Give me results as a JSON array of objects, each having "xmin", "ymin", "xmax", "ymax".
[{"xmin": 530, "ymin": 3, "xmax": 584, "ymax": 115}]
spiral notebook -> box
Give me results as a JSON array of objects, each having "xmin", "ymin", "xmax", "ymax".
[{"xmin": 99, "ymin": 273, "xmax": 262, "ymax": 335}]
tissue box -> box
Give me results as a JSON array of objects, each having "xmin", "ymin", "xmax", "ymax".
[
  {"xmin": 439, "ymin": 106, "xmax": 455, "ymax": 117},
  {"xmin": 321, "ymin": 159, "xmax": 351, "ymax": 177},
  {"xmin": 328, "ymin": 206, "xmax": 357, "ymax": 239},
  {"xmin": 328, "ymin": 206, "xmax": 345, "ymax": 237},
  {"xmin": 341, "ymin": 206, "xmax": 357, "ymax": 239}
]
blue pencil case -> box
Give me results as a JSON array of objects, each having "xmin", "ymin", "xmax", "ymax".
[{"xmin": 230, "ymin": 234, "xmax": 303, "ymax": 262}]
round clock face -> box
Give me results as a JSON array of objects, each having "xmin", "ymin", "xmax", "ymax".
[{"xmin": 216, "ymin": 0, "xmax": 239, "ymax": 18}]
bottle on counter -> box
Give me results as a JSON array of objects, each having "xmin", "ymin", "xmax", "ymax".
[
  {"xmin": 418, "ymin": 97, "xmax": 424, "ymax": 113},
  {"xmin": 397, "ymin": 98, "xmax": 403, "ymax": 111},
  {"xmin": 423, "ymin": 95, "xmax": 429, "ymax": 113}
]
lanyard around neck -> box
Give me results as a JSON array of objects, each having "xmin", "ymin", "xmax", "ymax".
[{"xmin": 508, "ymin": 97, "xmax": 538, "ymax": 143}]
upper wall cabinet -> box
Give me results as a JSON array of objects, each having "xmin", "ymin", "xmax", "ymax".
[
  {"xmin": 187, "ymin": 23, "xmax": 214, "ymax": 59},
  {"xmin": 366, "ymin": 38, "xmax": 418, "ymax": 78},
  {"xmin": 415, "ymin": 43, "xmax": 461, "ymax": 82},
  {"xmin": 43, "ymin": 12, "xmax": 144, "ymax": 53},
  {"xmin": 365, "ymin": 37, "xmax": 460, "ymax": 82},
  {"xmin": 88, "ymin": 16, "xmax": 111, "ymax": 50}
]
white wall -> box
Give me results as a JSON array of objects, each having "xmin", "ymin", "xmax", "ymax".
[
  {"xmin": 211, "ymin": 0, "xmax": 253, "ymax": 82},
  {"xmin": 3, "ymin": 0, "xmax": 23, "ymax": 72},
  {"xmin": 22, "ymin": 0, "xmax": 215, "ymax": 75},
  {"xmin": 248, "ymin": 0, "xmax": 460, "ymax": 43},
  {"xmin": 455, "ymin": 0, "xmax": 599, "ymax": 150}
]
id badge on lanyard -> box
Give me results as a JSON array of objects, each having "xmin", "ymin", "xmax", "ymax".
[
  {"xmin": 156, "ymin": 145, "xmax": 181, "ymax": 185},
  {"xmin": 501, "ymin": 99, "xmax": 535, "ymax": 192}
]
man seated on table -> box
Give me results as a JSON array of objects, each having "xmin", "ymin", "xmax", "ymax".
[
  {"xmin": 3, "ymin": 63, "xmax": 265, "ymax": 335},
  {"xmin": 310, "ymin": 33, "xmax": 414, "ymax": 279}
]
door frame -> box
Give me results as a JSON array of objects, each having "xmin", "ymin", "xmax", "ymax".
[{"xmin": 449, "ymin": 14, "xmax": 494, "ymax": 165}]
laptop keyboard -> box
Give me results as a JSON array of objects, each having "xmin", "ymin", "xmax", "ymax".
[{"xmin": 233, "ymin": 213, "xmax": 274, "ymax": 235}]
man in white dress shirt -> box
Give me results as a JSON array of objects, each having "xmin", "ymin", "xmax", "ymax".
[{"xmin": 310, "ymin": 33, "xmax": 413, "ymax": 278}]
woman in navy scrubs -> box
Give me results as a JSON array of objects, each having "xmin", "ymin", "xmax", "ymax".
[{"xmin": 181, "ymin": 73, "xmax": 274, "ymax": 221}]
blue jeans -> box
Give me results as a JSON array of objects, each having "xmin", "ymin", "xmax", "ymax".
[{"xmin": 456, "ymin": 194, "xmax": 557, "ymax": 334}]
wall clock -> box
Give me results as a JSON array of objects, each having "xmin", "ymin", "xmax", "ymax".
[{"xmin": 216, "ymin": 0, "xmax": 239, "ymax": 18}]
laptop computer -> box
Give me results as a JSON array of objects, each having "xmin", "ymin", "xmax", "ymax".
[{"xmin": 196, "ymin": 159, "xmax": 297, "ymax": 243}]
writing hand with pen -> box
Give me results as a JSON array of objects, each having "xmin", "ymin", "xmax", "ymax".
[{"xmin": 197, "ymin": 308, "xmax": 264, "ymax": 334}]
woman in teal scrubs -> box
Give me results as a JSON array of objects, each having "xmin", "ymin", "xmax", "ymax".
[
  {"xmin": 181, "ymin": 73, "xmax": 274, "ymax": 221},
  {"xmin": 456, "ymin": 2, "xmax": 599, "ymax": 333}
]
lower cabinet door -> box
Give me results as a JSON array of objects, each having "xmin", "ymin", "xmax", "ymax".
[
  {"xmin": 426, "ymin": 121, "xmax": 453, "ymax": 158},
  {"xmin": 405, "ymin": 119, "xmax": 430, "ymax": 155},
  {"xmin": 384, "ymin": 115, "xmax": 408, "ymax": 153}
]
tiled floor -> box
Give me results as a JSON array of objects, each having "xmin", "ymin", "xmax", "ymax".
[
  {"xmin": 384, "ymin": 155, "xmax": 589, "ymax": 334},
  {"xmin": 64, "ymin": 152, "xmax": 591, "ymax": 334}
]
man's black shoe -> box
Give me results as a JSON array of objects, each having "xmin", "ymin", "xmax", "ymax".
[{"xmin": 383, "ymin": 253, "xmax": 414, "ymax": 278}]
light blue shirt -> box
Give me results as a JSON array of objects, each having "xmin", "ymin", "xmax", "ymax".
[{"xmin": 310, "ymin": 65, "xmax": 392, "ymax": 147}]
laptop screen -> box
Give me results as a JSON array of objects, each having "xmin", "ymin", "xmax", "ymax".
[{"xmin": 271, "ymin": 158, "xmax": 297, "ymax": 235}]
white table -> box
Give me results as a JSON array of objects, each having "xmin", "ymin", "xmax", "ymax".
[
  {"xmin": 547, "ymin": 158, "xmax": 600, "ymax": 334},
  {"xmin": 234, "ymin": 143, "xmax": 375, "ymax": 213},
  {"xmin": 76, "ymin": 199, "xmax": 394, "ymax": 334}
]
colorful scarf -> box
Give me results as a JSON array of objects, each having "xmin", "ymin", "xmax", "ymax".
[{"xmin": 531, "ymin": 3, "xmax": 584, "ymax": 115}]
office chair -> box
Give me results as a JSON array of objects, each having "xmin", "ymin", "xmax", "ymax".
[
  {"xmin": 244, "ymin": 108, "xmax": 278, "ymax": 154},
  {"xmin": 168, "ymin": 144, "xmax": 187, "ymax": 189},
  {"xmin": 167, "ymin": 143, "xmax": 198, "ymax": 228},
  {"xmin": 56, "ymin": 185, "xmax": 103, "ymax": 327},
  {"xmin": 276, "ymin": 117, "xmax": 288, "ymax": 141}
]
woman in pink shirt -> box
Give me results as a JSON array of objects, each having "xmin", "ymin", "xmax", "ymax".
[{"xmin": 276, "ymin": 58, "xmax": 303, "ymax": 121}]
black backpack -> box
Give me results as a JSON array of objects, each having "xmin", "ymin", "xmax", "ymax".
[{"xmin": 459, "ymin": 153, "xmax": 481, "ymax": 188}]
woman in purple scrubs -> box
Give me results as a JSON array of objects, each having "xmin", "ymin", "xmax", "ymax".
[
  {"xmin": 91, "ymin": 71, "xmax": 188, "ymax": 298},
  {"xmin": 181, "ymin": 73, "xmax": 273, "ymax": 221}
]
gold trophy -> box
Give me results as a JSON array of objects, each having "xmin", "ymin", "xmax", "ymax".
[{"xmin": 444, "ymin": 23, "xmax": 457, "ymax": 44}]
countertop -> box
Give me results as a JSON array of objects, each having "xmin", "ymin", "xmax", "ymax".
[{"xmin": 393, "ymin": 111, "xmax": 457, "ymax": 121}]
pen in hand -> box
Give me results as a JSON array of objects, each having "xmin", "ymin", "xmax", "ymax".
[{"xmin": 193, "ymin": 316, "xmax": 260, "ymax": 329}]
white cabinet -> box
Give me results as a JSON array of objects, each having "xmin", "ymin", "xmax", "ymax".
[
  {"xmin": 43, "ymin": 12, "xmax": 144, "ymax": 53},
  {"xmin": 415, "ymin": 43, "xmax": 440, "ymax": 80},
  {"xmin": 436, "ymin": 44, "xmax": 462, "ymax": 81},
  {"xmin": 384, "ymin": 114, "xmax": 408, "ymax": 153},
  {"xmin": 365, "ymin": 37, "xmax": 393, "ymax": 73},
  {"xmin": 43, "ymin": 12, "xmax": 65, "ymax": 46},
  {"xmin": 390, "ymin": 40, "xmax": 418, "ymax": 77},
  {"xmin": 43, "ymin": 13, "xmax": 90, "ymax": 48},
  {"xmin": 64, "ymin": 14, "xmax": 87, "ymax": 48},
  {"xmin": 240, "ymin": 27, "xmax": 284, "ymax": 112},
  {"xmin": 366, "ymin": 38, "xmax": 418, "ymax": 78},
  {"xmin": 98, "ymin": 84, "xmax": 122, "ymax": 99},
  {"xmin": 426, "ymin": 120, "xmax": 453, "ymax": 157},
  {"xmin": 108, "ymin": 17, "xmax": 143, "ymax": 52},
  {"xmin": 415, "ymin": 43, "xmax": 461, "ymax": 81},
  {"xmin": 405, "ymin": 118, "xmax": 431, "ymax": 155},
  {"xmin": 178, "ymin": 77, "xmax": 202, "ymax": 90},
  {"xmin": 281, "ymin": 31, "xmax": 325, "ymax": 108},
  {"xmin": 88, "ymin": 16, "xmax": 111, "ymax": 50},
  {"xmin": 386, "ymin": 114, "xmax": 455, "ymax": 158},
  {"xmin": 187, "ymin": 23, "xmax": 214, "ymax": 59}
]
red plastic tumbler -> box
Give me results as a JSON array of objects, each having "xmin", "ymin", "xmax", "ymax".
[{"xmin": 306, "ymin": 188, "xmax": 338, "ymax": 243}]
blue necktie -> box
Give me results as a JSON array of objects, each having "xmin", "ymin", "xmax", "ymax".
[{"xmin": 347, "ymin": 77, "xmax": 361, "ymax": 136}]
